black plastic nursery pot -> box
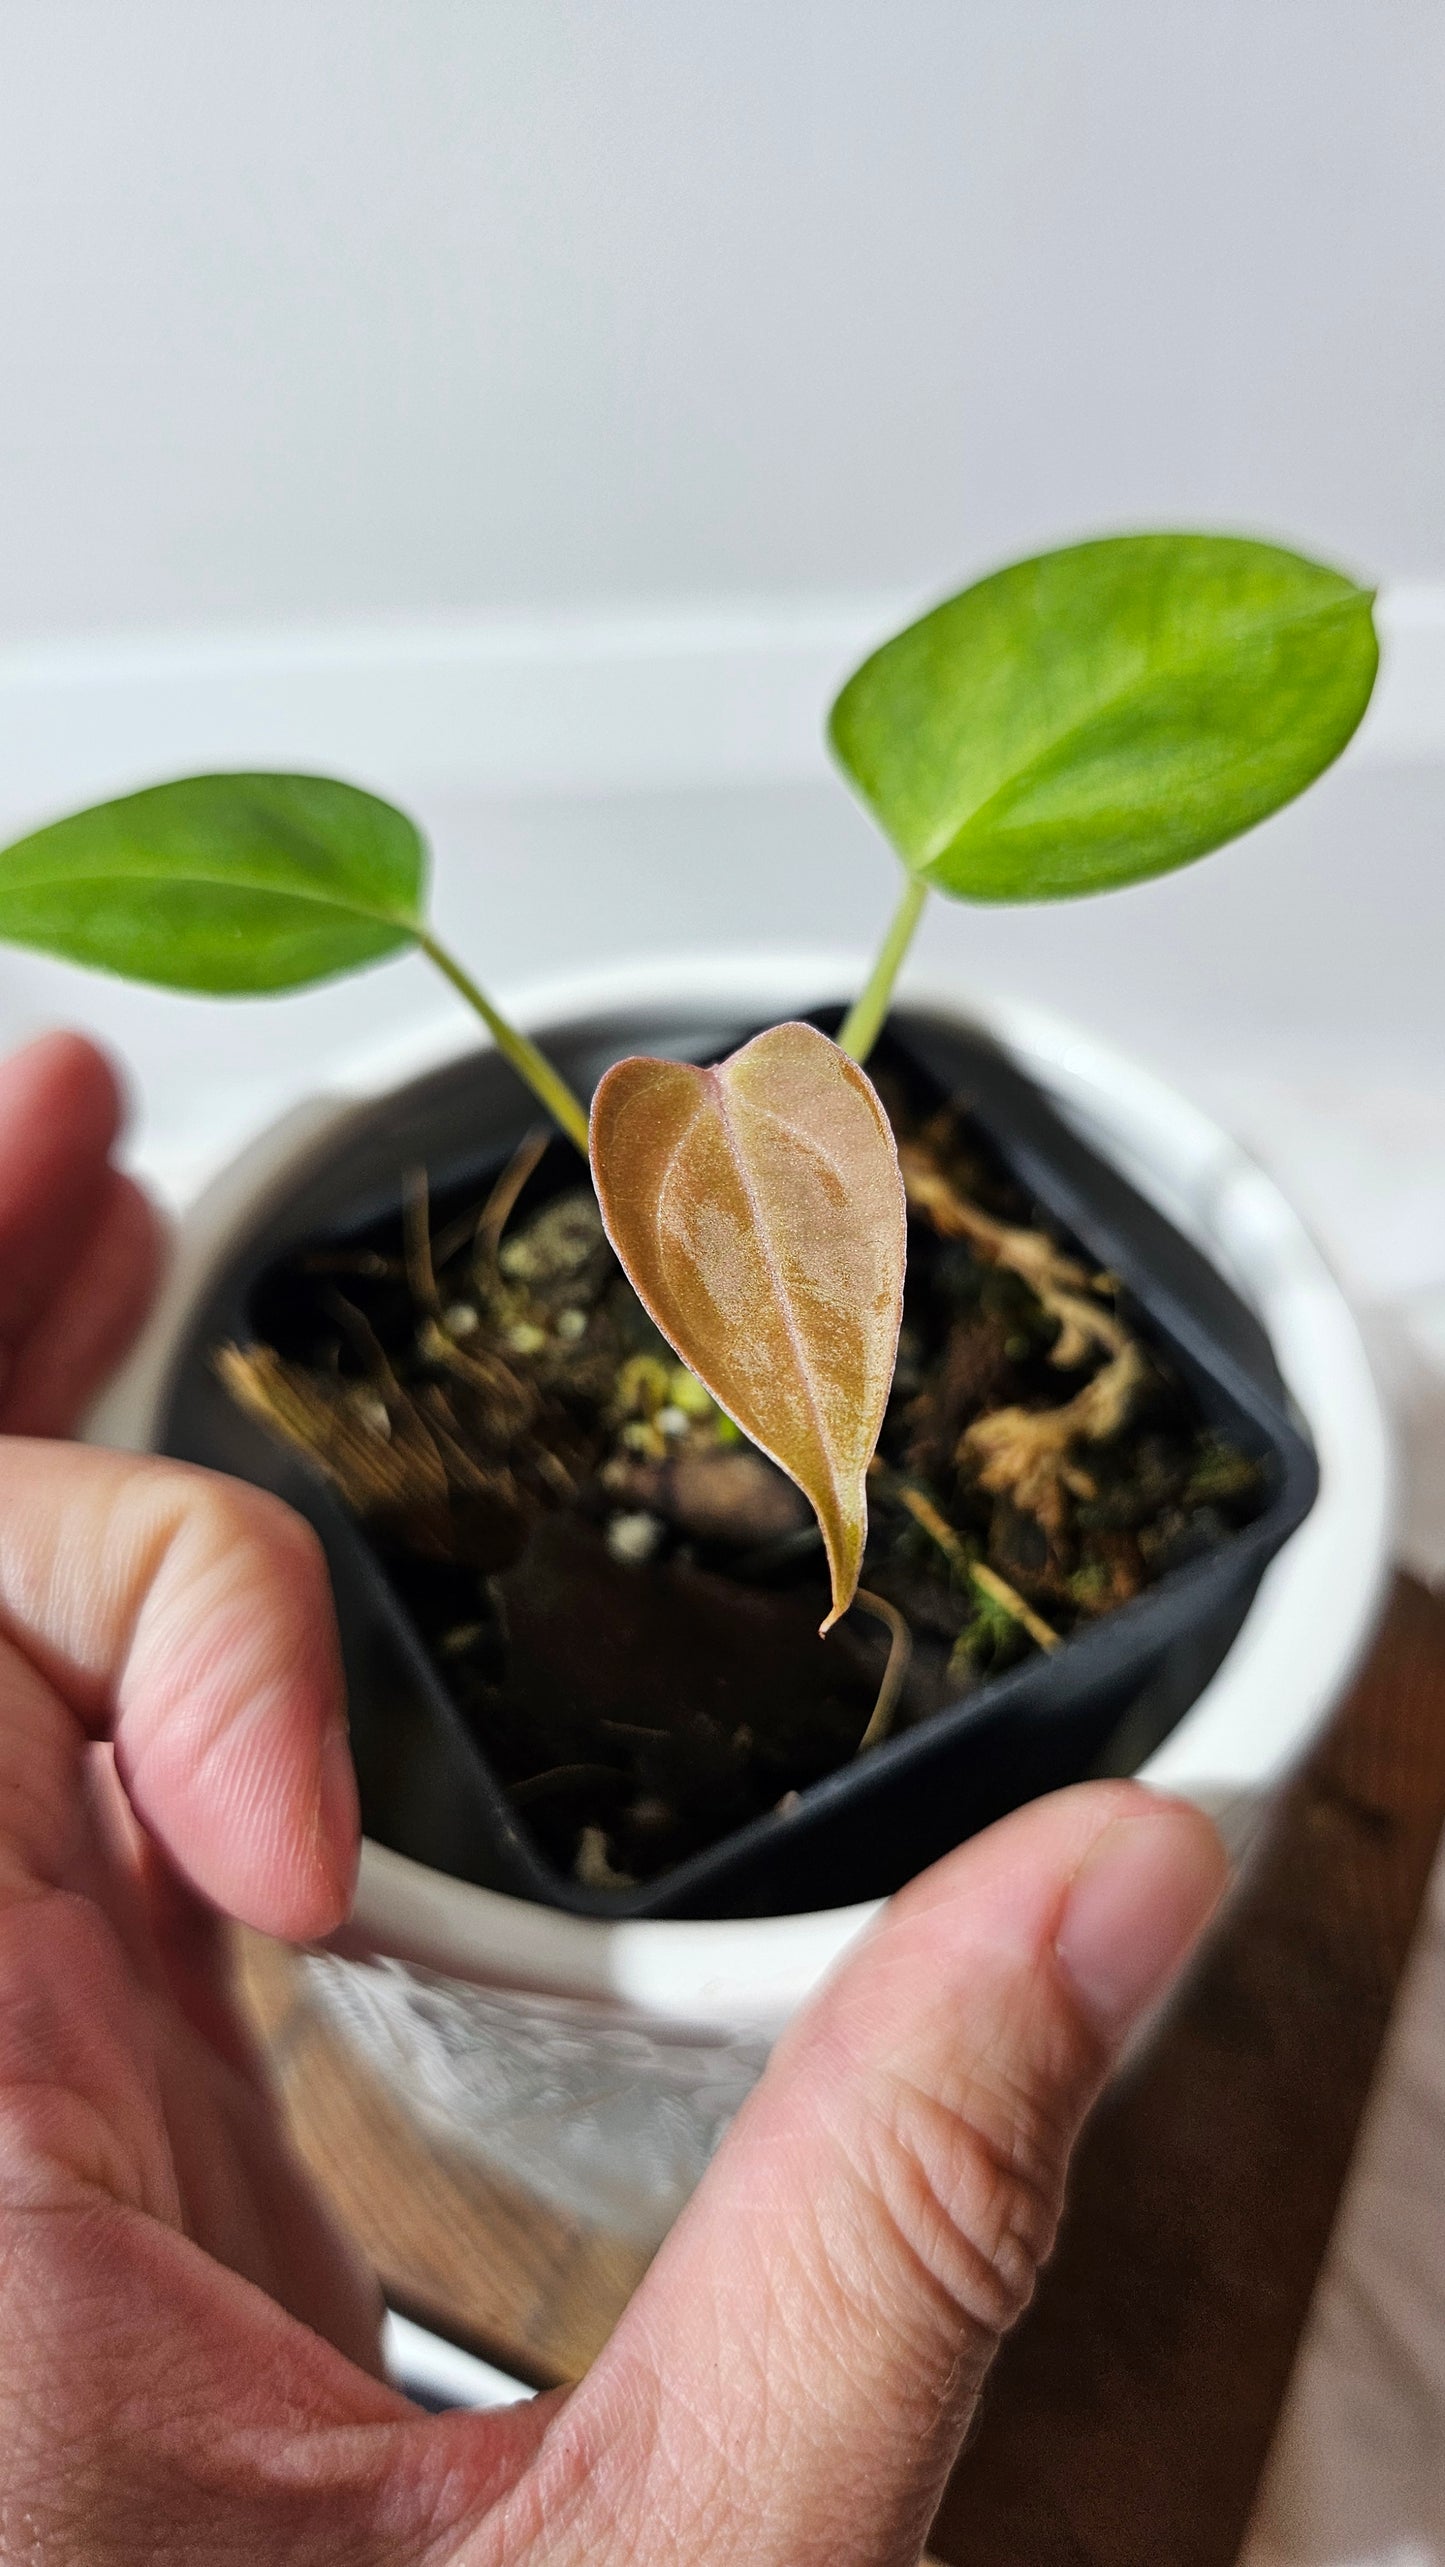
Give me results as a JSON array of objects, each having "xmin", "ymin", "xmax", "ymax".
[{"xmin": 159, "ymin": 1000, "xmax": 1318, "ymax": 1922}]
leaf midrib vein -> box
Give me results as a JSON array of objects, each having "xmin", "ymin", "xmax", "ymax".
[
  {"xmin": 0, "ymin": 857, "xmax": 417, "ymax": 932},
  {"xmin": 707, "ymin": 1066, "xmax": 843, "ymax": 1516}
]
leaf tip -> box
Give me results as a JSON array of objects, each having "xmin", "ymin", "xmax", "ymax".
[{"xmin": 817, "ymin": 1504, "xmax": 867, "ymax": 1637}]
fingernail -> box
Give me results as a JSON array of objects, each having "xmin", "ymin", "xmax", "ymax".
[
  {"xmin": 318, "ymin": 1722, "xmax": 360, "ymax": 1894},
  {"xmin": 1055, "ymin": 1804, "xmax": 1229, "ymax": 2032}
]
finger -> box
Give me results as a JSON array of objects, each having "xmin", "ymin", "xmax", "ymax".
[
  {"xmin": 0, "ymin": 1442, "xmax": 357, "ymax": 1937},
  {"xmin": 0, "ymin": 1030, "xmax": 162, "ymax": 1435},
  {"xmin": 0, "ymin": 2159, "xmax": 561, "ymax": 2565},
  {"xmin": 0, "ymin": 1165, "xmax": 163, "ymax": 1435},
  {"xmin": 510, "ymin": 1781, "xmax": 1227, "ymax": 2567},
  {"xmin": 64, "ymin": 1745, "xmax": 263, "ymax": 2079},
  {"xmin": 40, "ymin": 1741, "xmax": 385, "ymax": 2365},
  {"xmin": 0, "ymin": 1032, "xmax": 125, "ymax": 1364}
]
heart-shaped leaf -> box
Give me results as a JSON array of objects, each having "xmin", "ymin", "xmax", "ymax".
[
  {"xmin": 0, "ymin": 772, "xmax": 425, "ymax": 991},
  {"xmin": 590, "ymin": 1021, "xmax": 906, "ymax": 1631},
  {"xmin": 829, "ymin": 533, "xmax": 1378, "ymax": 901}
]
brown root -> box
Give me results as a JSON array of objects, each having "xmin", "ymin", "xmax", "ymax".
[
  {"xmin": 884, "ymin": 1472, "xmax": 1059, "ymax": 1653},
  {"xmin": 966, "ymin": 1557, "xmax": 1062, "ymax": 1655},
  {"xmin": 899, "ymin": 1138, "xmax": 1148, "ymax": 1535},
  {"xmin": 216, "ymin": 1342, "xmax": 451, "ymax": 1539},
  {"xmin": 574, "ymin": 1825, "xmax": 638, "ymax": 1891},
  {"xmin": 215, "ymin": 1341, "xmax": 540, "ymax": 1571},
  {"xmin": 960, "ymin": 1340, "xmax": 1148, "ymax": 1540},
  {"xmin": 470, "ymin": 1129, "xmax": 551, "ymax": 1278},
  {"xmin": 901, "ymin": 1139, "xmax": 1086, "ymax": 1282}
]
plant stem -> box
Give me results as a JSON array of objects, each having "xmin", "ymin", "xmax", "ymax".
[
  {"xmin": 893, "ymin": 1480, "xmax": 1059, "ymax": 1652},
  {"xmin": 836, "ymin": 874, "xmax": 929, "ymax": 1063},
  {"xmin": 851, "ymin": 1589, "xmax": 913, "ymax": 1751},
  {"xmin": 416, "ymin": 931, "xmax": 592, "ymax": 1154}
]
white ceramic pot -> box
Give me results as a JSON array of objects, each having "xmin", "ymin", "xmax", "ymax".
[{"xmin": 94, "ymin": 954, "xmax": 1393, "ymax": 2238}]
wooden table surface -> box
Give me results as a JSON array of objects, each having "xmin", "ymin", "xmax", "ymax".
[{"xmin": 240, "ymin": 1574, "xmax": 1445, "ymax": 2565}]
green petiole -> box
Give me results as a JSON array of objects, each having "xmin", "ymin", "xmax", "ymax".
[
  {"xmin": 416, "ymin": 930, "xmax": 592, "ymax": 1154},
  {"xmin": 836, "ymin": 875, "xmax": 928, "ymax": 1065},
  {"xmin": 420, "ymin": 872, "xmax": 925, "ymax": 1151}
]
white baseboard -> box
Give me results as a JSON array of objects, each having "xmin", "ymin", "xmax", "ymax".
[{"xmin": 0, "ymin": 583, "xmax": 1440, "ymax": 828}]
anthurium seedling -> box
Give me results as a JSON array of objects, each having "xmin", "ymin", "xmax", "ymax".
[{"xmin": 0, "ymin": 533, "xmax": 1378, "ymax": 1634}]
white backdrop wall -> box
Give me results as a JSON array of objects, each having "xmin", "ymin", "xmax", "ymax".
[
  {"xmin": 1, "ymin": 0, "xmax": 1444, "ymax": 1462},
  {"xmin": 1, "ymin": 0, "xmax": 1443, "ymax": 634}
]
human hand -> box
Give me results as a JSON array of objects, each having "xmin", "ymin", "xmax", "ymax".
[{"xmin": 0, "ymin": 1032, "xmax": 1228, "ymax": 2566}]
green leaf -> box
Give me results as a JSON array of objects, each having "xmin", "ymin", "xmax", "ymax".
[
  {"xmin": 0, "ymin": 772, "xmax": 426, "ymax": 992},
  {"xmin": 828, "ymin": 533, "xmax": 1378, "ymax": 901}
]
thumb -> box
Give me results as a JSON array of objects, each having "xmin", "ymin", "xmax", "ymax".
[{"xmin": 505, "ymin": 1781, "xmax": 1225, "ymax": 2567}]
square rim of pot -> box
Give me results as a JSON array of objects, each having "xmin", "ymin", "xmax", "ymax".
[{"xmin": 141, "ymin": 980, "xmax": 1324, "ymax": 1930}]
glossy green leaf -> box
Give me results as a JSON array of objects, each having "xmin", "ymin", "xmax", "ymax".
[
  {"xmin": 829, "ymin": 533, "xmax": 1378, "ymax": 901},
  {"xmin": 0, "ymin": 772, "xmax": 426, "ymax": 992},
  {"xmin": 590, "ymin": 1022, "xmax": 906, "ymax": 1631}
]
